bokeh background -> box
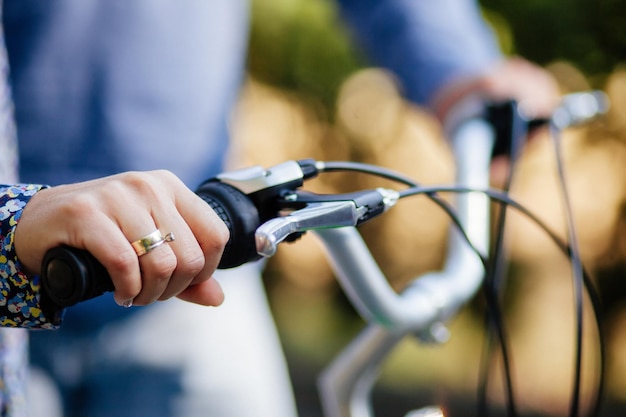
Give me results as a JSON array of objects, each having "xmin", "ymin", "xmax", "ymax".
[{"xmin": 226, "ymin": 0, "xmax": 626, "ymax": 416}]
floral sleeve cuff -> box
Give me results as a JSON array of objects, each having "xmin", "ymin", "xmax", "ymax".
[{"xmin": 0, "ymin": 184, "xmax": 62, "ymax": 329}]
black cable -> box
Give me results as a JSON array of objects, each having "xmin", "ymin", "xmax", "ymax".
[
  {"xmin": 478, "ymin": 109, "xmax": 529, "ymax": 417},
  {"xmin": 398, "ymin": 183, "xmax": 605, "ymax": 417},
  {"xmin": 319, "ymin": 160, "xmax": 428, "ymax": 186},
  {"xmin": 318, "ymin": 161, "xmax": 517, "ymax": 415},
  {"xmin": 552, "ymin": 123, "xmax": 583, "ymax": 417},
  {"xmin": 320, "ymin": 161, "xmax": 605, "ymax": 415},
  {"xmin": 549, "ymin": 122, "xmax": 602, "ymax": 417},
  {"xmin": 318, "ymin": 161, "xmax": 488, "ymax": 267},
  {"xmin": 477, "ymin": 270, "xmax": 517, "ymax": 417}
]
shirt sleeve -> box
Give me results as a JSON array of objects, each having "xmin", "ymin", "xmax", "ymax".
[
  {"xmin": 336, "ymin": 0, "xmax": 503, "ymax": 106},
  {"xmin": 0, "ymin": 184, "xmax": 62, "ymax": 329}
]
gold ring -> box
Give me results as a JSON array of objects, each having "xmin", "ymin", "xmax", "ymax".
[{"xmin": 131, "ymin": 230, "xmax": 175, "ymax": 257}]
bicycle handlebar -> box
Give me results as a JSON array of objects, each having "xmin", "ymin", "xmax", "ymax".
[
  {"xmin": 317, "ymin": 110, "xmax": 494, "ymax": 417},
  {"xmin": 317, "ymin": 90, "xmax": 610, "ymax": 417},
  {"xmin": 40, "ymin": 180, "xmax": 260, "ymax": 307},
  {"xmin": 37, "ymin": 91, "xmax": 609, "ymax": 417},
  {"xmin": 39, "ymin": 160, "xmax": 397, "ymax": 308},
  {"xmin": 39, "ymin": 91, "xmax": 608, "ymax": 316}
]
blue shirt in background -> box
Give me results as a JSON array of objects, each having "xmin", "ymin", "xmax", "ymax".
[{"xmin": 3, "ymin": 0, "xmax": 500, "ymax": 328}]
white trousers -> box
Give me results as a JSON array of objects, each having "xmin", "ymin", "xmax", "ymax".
[{"xmin": 28, "ymin": 263, "xmax": 298, "ymax": 417}]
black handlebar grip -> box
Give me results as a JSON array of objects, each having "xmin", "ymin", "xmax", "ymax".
[
  {"xmin": 194, "ymin": 180, "xmax": 261, "ymax": 269},
  {"xmin": 41, "ymin": 246, "xmax": 115, "ymax": 308},
  {"xmin": 40, "ymin": 181, "xmax": 261, "ymax": 308}
]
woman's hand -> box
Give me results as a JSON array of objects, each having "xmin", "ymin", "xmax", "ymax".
[
  {"xmin": 14, "ymin": 170, "xmax": 229, "ymax": 307},
  {"xmin": 432, "ymin": 56, "xmax": 561, "ymax": 122},
  {"xmin": 431, "ymin": 57, "xmax": 561, "ymax": 186}
]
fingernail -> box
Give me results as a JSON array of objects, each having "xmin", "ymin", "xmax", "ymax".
[{"xmin": 115, "ymin": 297, "xmax": 134, "ymax": 308}]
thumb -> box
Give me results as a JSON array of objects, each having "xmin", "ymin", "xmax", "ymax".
[{"xmin": 175, "ymin": 277, "xmax": 225, "ymax": 307}]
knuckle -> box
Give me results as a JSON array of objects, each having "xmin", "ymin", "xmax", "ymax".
[
  {"xmin": 127, "ymin": 170, "xmax": 178, "ymax": 193},
  {"xmin": 176, "ymin": 249, "xmax": 206, "ymax": 277},
  {"xmin": 108, "ymin": 252, "xmax": 142, "ymax": 300},
  {"xmin": 108, "ymin": 250, "xmax": 138, "ymax": 277},
  {"xmin": 121, "ymin": 171, "xmax": 160, "ymax": 198},
  {"xmin": 203, "ymin": 235, "xmax": 227, "ymax": 261},
  {"xmin": 61, "ymin": 193, "xmax": 99, "ymax": 222},
  {"xmin": 149, "ymin": 250, "xmax": 178, "ymax": 279},
  {"xmin": 208, "ymin": 219, "xmax": 230, "ymax": 251},
  {"xmin": 216, "ymin": 221, "xmax": 230, "ymax": 247},
  {"xmin": 154, "ymin": 169, "xmax": 178, "ymax": 182}
]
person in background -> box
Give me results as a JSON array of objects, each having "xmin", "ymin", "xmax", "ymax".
[
  {"xmin": 2, "ymin": 1, "xmax": 560, "ymax": 416},
  {"xmin": 5, "ymin": 3, "xmax": 302, "ymax": 415},
  {"xmin": 0, "ymin": 7, "xmax": 228, "ymax": 417}
]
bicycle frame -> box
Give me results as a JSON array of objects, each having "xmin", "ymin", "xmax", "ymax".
[
  {"xmin": 312, "ymin": 90, "xmax": 609, "ymax": 417},
  {"xmin": 37, "ymin": 82, "xmax": 607, "ymax": 416},
  {"xmin": 315, "ymin": 99, "xmax": 494, "ymax": 417}
]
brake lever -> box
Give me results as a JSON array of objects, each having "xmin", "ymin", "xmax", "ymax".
[
  {"xmin": 256, "ymin": 202, "xmax": 361, "ymax": 257},
  {"xmin": 41, "ymin": 159, "xmax": 319, "ymax": 307},
  {"xmin": 256, "ymin": 188, "xmax": 399, "ymax": 257}
]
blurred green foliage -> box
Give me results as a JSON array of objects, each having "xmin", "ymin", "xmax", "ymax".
[
  {"xmin": 481, "ymin": 0, "xmax": 626, "ymax": 81},
  {"xmin": 247, "ymin": 0, "xmax": 364, "ymax": 112},
  {"xmin": 247, "ymin": 0, "xmax": 625, "ymax": 105}
]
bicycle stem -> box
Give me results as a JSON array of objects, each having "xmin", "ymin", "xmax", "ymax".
[{"xmin": 317, "ymin": 100, "xmax": 495, "ymax": 417}]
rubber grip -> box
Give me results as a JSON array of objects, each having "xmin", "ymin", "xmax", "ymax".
[
  {"xmin": 40, "ymin": 181, "xmax": 261, "ymax": 308},
  {"xmin": 194, "ymin": 181, "xmax": 261, "ymax": 268},
  {"xmin": 41, "ymin": 246, "xmax": 115, "ymax": 308}
]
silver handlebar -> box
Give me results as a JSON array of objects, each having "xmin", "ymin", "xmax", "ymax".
[
  {"xmin": 240, "ymin": 91, "xmax": 607, "ymax": 417},
  {"xmin": 316, "ymin": 112, "xmax": 495, "ymax": 417},
  {"xmin": 314, "ymin": 90, "xmax": 609, "ymax": 417}
]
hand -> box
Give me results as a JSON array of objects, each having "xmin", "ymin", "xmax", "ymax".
[
  {"xmin": 14, "ymin": 171, "xmax": 229, "ymax": 307},
  {"xmin": 432, "ymin": 56, "xmax": 561, "ymax": 122},
  {"xmin": 431, "ymin": 57, "xmax": 561, "ymax": 186}
]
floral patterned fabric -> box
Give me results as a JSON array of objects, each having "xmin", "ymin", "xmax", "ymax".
[
  {"xmin": 0, "ymin": 184, "xmax": 59, "ymax": 417},
  {"xmin": 0, "ymin": 185, "xmax": 57, "ymax": 330},
  {"xmin": 0, "ymin": 1, "xmax": 40, "ymax": 414}
]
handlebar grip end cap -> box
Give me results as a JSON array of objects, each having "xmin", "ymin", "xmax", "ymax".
[{"xmin": 41, "ymin": 247, "xmax": 104, "ymax": 308}]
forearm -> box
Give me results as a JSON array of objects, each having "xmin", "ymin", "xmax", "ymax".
[
  {"xmin": 0, "ymin": 184, "xmax": 61, "ymax": 329},
  {"xmin": 336, "ymin": 0, "xmax": 503, "ymax": 106}
]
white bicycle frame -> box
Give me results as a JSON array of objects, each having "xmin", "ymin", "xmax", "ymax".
[
  {"xmin": 245, "ymin": 90, "xmax": 606, "ymax": 417},
  {"xmin": 315, "ymin": 99, "xmax": 494, "ymax": 417},
  {"xmin": 309, "ymin": 90, "xmax": 609, "ymax": 417}
]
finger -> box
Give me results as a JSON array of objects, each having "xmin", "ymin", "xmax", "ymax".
[
  {"xmin": 80, "ymin": 178, "xmax": 178, "ymax": 305},
  {"xmin": 173, "ymin": 190, "xmax": 229, "ymax": 284},
  {"xmin": 149, "ymin": 205, "xmax": 206, "ymax": 301},
  {"xmin": 132, "ymin": 172, "xmax": 229, "ymax": 302},
  {"xmin": 122, "ymin": 219, "xmax": 178, "ymax": 306},
  {"xmin": 103, "ymin": 171, "xmax": 225, "ymax": 305},
  {"xmin": 176, "ymin": 277, "xmax": 225, "ymax": 306},
  {"xmin": 78, "ymin": 213, "xmax": 142, "ymax": 306},
  {"xmin": 91, "ymin": 170, "xmax": 227, "ymax": 305},
  {"xmin": 14, "ymin": 183, "xmax": 144, "ymax": 305},
  {"xmin": 489, "ymin": 155, "xmax": 511, "ymax": 189}
]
